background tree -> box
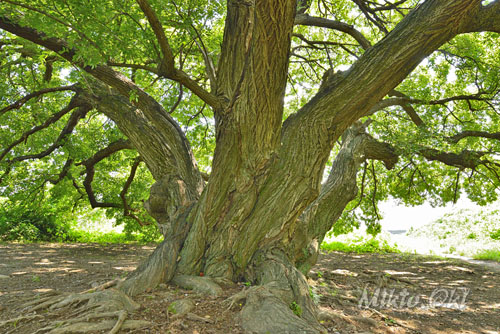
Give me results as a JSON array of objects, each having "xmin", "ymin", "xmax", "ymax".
[{"xmin": 1, "ymin": 0, "xmax": 500, "ymax": 332}]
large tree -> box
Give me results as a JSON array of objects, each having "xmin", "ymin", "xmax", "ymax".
[{"xmin": 1, "ymin": 0, "xmax": 500, "ymax": 332}]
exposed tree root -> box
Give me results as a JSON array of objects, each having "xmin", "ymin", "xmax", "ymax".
[
  {"xmin": 82, "ymin": 278, "xmax": 123, "ymax": 293},
  {"xmin": 0, "ymin": 314, "xmax": 44, "ymax": 328},
  {"xmin": 36, "ymin": 318, "xmax": 149, "ymax": 334},
  {"xmin": 186, "ymin": 312, "xmax": 215, "ymax": 323},
  {"xmin": 109, "ymin": 310, "xmax": 128, "ymax": 334},
  {"xmin": 4, "ymin": 285, "xmax": 148, "ymax": 334},
  {"xmin": 171, "ymin": 274, "xmax": 223, "ymax": 296},
  {"xmin": 238, "ymin": 285, "xmax": 324, "ymax": 334},
  {"xmin": 225, "ymin": 249, "xmax": 328, "ymax": 334}
]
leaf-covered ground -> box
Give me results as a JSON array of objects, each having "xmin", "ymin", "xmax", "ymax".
[{"xmin": 0, "ymin": 243, "xmax": 498, "ymax": 334}]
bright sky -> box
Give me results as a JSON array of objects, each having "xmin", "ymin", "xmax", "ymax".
[{"xmin": 378, "ymin": 197, "xmax": 482, "ymax": 231}]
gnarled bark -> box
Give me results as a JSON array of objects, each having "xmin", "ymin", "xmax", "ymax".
[{"xmin": 2, "ymin": 0, "xmax": 497, "ymax": 333}]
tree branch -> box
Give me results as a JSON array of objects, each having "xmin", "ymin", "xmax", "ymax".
[
  {"xmin": 8, "ymin": 105, "xmax": 90, "ymax": 163},
  {"xmin": 0, "ymin": 95, "xmax": 84, "ymax": 162},
  {"xmin": 447, "ymin": 130, "xmax": 500, "ymax": 143},
  {"xmin": 293, "ymin": 122, "xmax": 398, "ymax": 271},
  {"xmin": 120, "ymin": 157, "xmax": 151, "ymax": 226},
  {"xmin": 0, "ymin": 85, "xmax": 77, "ymax": 116},
  {"xmin": 463, "ymin": 0, "xmax": 500, "ymax": 33},
  {"xmin": 417, "ymin": 147, "xmax": 488, "ymax": 170},
  {"xmin": 134, "ymin": 0, "xmax": 219, "ymax": 105},
  {"xmin": 368, "ymin": 90, "xmax": 494, "ymax": 126},
  {"xmin": 190, "ymin": 25, "xmax": 217, "ymax": 92},
  {"xmin": 294, "ymin": 14, "xmax": 372, "ymax": 50},
  {"xmin": 387, "ymin": 90, "xmax": 425, "ymax": 126},
  {"xmin": 107, "ymin": 61, "xmax": 158, "ymax": 74},
  {"xmin": 135, "ymin": 0, "xmax": 175, "ymax": 75},
  {"xmin": 352, "ymin": 0, "xmax": 389, "ymax": 34},
  {"xmin": 77, "ymin": 139, "xmax": 134, "ymax": 209},
  {"xmin": 47, "ymin": 158, "xmax": 74, "ymax": 185},
  {"xmin": 0, "ymin": 15, "xmax": 223, "ymax": 109},
  {"xmin": 281, "ymin": 1, "xmax": 481, "ymax": 187}
]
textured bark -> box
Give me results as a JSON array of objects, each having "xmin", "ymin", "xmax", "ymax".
[
  {"xmin": 175, "ymin": 0, "xmax": 297, "ymax": 279},
  {"xmin": 78, "ymin": 82, "xmax": 203, "ymax": 233},
  {"xmin": 1, "ymin": 0, "xmax": 495, "ymax": 332},
  {"xmin": 293, "ymin": 123, "xmax": 398, "ymax": 273}
]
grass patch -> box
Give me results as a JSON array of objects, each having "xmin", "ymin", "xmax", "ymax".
[
  {"xmin": 68, "ymin": 230, "xmax": 160, "ymax": 244},
  {"xmin": 321, "ymin": 238, "xmax": 400, "ymax": 254},
  {"xmin": 473, "ymin": 249, "xmax": 500, "ymax": 262}
]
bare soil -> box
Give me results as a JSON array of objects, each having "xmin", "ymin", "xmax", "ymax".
[{"xmin": 0, "ymin": 243, "xmax": 498, "ymax": 334}]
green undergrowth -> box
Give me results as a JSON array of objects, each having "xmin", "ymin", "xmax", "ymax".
[
  {"xmin": 321, "ymin": 237, "xmax": 400, "ymax": 254},
  {"xmin": 473, "ymin": 249, "xmax": 500, "ymax": 262},
  {"xmin": 0, "ymin": 203, "xmax": 161, "ymax": 244},
  {"xmin": 66, "ymin": 230, "xmax": 159, "ymax": 244},
  {"xmin": 407, "ymin": 205, "xmax": 500, "ymax": 258}
]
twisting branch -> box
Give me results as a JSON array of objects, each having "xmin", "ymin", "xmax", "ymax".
[
  {"xmin": 350, "ymin": 161, "xmax": 368, "ymax": 212},
  {"xmin": 135, "ymin": 0, "xmax": 175, "ymax": 75},
  {"xmin": 463, "ymin": 1, "xmax": 500, "ymax": 34},
  {"xmin": 368, "ymin": 90, "xmax": 495, "ymax": 126},
  {"xmin": 168, "ymin": 84, "xmax": 183, "ymax": 114},
  {"xmin": 388, "ymin": 90, "xmax": 424, "ymax": 126},
  {"xmin": 416, "ymin": 147, "xmax": 488, "ymax": 170},
  {"xmin": 453, "ymin": 170, "xmax": 461, "ymax": 203},
  {"xmin": 189, "ymin": 23, "xmax": 217, "ymax": 91},
  {"xmin": 294, "ymin": 14, "xmax": 372, "ymax": 50},
  {"xmin": 371, "ymin": 0, "xmax": 412, "ymax": 13},
  {"xmin": 0, "ymin": 95, "xmax": 84, "ymax": 162},
  {"xmin": 292, "ymin": 33, "xmax": 359, "ymax": 52},
  {"xmin": 7, "ymin": 105, "xmax": 91, "ymax": 163},
  {"xmin": 134, "ymin": 0, "xmax": 218, "ymax": 105},
  {"xmin": 447, "ymin": 130, "xmax": 500, "ymax": 143},
  {"xmin": 369, "ymin": 161, "xmax": 381, "ymax": 219},
  {"xmin": 77, "ymin": 139, "xmax": 134, "ymax": 209},
  {"xmin": 106, "ymin": 61, "xmax": 158, "ymax": 74},
  {"xmin": 43, "ymin": 55, "xmax": 58, "ymax": 82},
  {"xmin": 2, "ymin": 0, "xmax": 106, "ymax": 58},
  {"xmin": 0, "ymin": 84, "xmax": 77, "ymax": 116},
  {"xmin": 120, "ymin": 157, "xmax": 151, "ymax": 226},
  {"xmin": 0, "ymin": 15, "xmax": 223, "ymax": 109},
  {"xmin": 352, "ymin": 0, "xmax": 389, "ymax": 34}
]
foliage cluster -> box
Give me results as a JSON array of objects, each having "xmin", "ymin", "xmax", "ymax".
[
  {"xmin": 0, "ymin": 204, "xmax": 72, "ymax": 242},
  {"xmin": 321, "ymin": 237, "xmax": 400, "ymax": 254},
  {"xmin": 0, "ymin": 199, "xmax": 161, "ymax": 243},
  {"xmin": 0, "ymin": 0, "xmax": 499, "ymax": 240}
]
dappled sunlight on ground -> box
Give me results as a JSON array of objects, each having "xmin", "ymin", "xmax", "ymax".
[{"xmin": 0, "ymin": 243, "xmax": 498, "ymax": 333}]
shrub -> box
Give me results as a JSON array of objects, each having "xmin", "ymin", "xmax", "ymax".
[
  {"xmin": 321, "ymin": 238, "xmax": 400, "ymax": 254},
  {"xmin": 473, "ymin": 249, "xmax": 500, "ymax": 262},
  {"xmin": 0, "ymin": 206, "xmax": 73, "ymax": 242}
]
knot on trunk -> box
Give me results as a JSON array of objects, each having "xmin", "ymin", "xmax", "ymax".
[{"xmin": 144, "ymin": 176, "xmax": 197, "ymax": 235}]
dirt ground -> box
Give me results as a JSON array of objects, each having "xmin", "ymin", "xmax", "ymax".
[{"xmin": 0, "ymin": 243, "xmax": 498, "ymax": 334}]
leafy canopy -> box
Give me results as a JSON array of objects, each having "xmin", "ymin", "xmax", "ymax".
[{"xmin": 0, "ymin": 0, "xmax": 499, "ymax": 236}]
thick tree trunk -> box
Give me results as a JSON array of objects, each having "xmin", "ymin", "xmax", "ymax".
[
  {"xmin": 111, "ymin": 1, "xmax": 482, "ymax": 332},
  {"xmin": 0, "ymin": 0, "xmax": 494, "ymax": 332}
]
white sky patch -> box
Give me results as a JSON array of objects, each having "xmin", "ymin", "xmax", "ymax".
[
  {"xmin": 446, "ymin": 66, "xmax": 457, "ymax": 83},
  {"xmin": 378, "ymin": 197, "xmax": 480, "ymax": 231},
  {"xmin": 59, "ymin": 68, "xmax": 71, "ymax": 80}
]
